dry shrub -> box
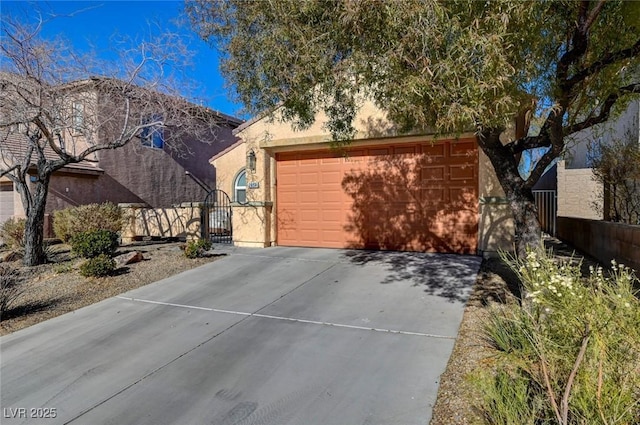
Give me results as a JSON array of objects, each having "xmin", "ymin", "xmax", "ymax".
[
  {"xmin": 53, "ymin": 203, "xmax": 124, "ymax": 242},
  {"xmin": 0, "ymin": 264, "xmax": 23, "ymax": 319},
  {"xmin": 0, "ymin": 217, "xmax": 26, "ymax": 250}
]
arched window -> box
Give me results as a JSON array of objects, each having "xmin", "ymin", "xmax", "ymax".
[{"xmin": 234, "ymin": 169, "xmax": 247, "ymax": 203}]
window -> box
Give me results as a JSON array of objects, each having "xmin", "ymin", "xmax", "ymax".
[
  {"xmin": 234, "ymin": 169, "xmax": 247, "ymax": 203},
  {"xmin": 72, "ymin": 102, "xmax": 84, "ymax": 132},
  {"xmin": 141, "ymin": 114, "xmax": 164, "ymax": 149}
]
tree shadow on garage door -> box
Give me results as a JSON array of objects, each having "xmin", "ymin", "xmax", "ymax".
[
  {"xmin": 341, "ymin": 143, "xmax": 478, "ymax": 255},
  {"xmin": 343, "ymin": 249, "xmax": 481, "ymax": 303},
  {"xmin": 340, "ymin": 145, "xmax": 482, "ymax": 302}
]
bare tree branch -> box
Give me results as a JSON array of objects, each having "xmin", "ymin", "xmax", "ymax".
[
  {"xmin": 583, "ymin": 0, "xmax": 606, "ymax": 32},
  {"xmin": 0, "ymin": 12, "xmax": 226, "ymax": 265},
  {"xmin": 565, "ymin": 83, "xmax": 640, "ymax": 135},
  {"xmin": 565, "ymin": 39, "xmax": 640, "ymax": 91}
]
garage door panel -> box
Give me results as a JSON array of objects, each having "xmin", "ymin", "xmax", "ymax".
[
  {"xmin": 422, "ymin": 166, "xmax": 446, "ymax": 181},
  {"xmin": 449, "ymin": 164, "xmax": 476, "ymax": 180},
  {"xmin": 277, "ymin": 192, "xmax": 298, "ymax": 204},
  {"xmin": 450, "ymin": 140, "xmax": 477, "ymax": 156},
  {"xmin": 299, "ymin": 192, "xmax": 319, "ymax": 203},
  {"xmin": 394, "ymin": 145, "xmax": 418, "ymax": 155},
  {"xmin": 321, "ymin": 171, "xmax": 342, "ymax": 184},
  {"xmin": 276, "ymin": 140, "xmax": 478, "ymax": 253},
  {"xmin": 299, "ymin": 172, "xmax": 320, "ymax": 185},
  {"xmin": 422, "ymin": 144, "xmax": 446, "ymax": 157}
]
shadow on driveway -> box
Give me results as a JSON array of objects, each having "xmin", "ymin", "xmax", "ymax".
[{"xmin": 343, "ymin": 250, "xmax": 482, "ymax": 303}]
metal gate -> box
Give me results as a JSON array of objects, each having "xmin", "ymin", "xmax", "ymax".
[
  {"xmin": 203, "ymin": 189, "xmax": 233, "ymax": 244},
  {"xmin": 533, "ymin": 190, "xmax": 557, "ymax": 237}
]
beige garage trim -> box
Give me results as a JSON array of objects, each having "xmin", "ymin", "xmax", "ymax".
[
  {"xmin": 0, "ymin": 181, "xmax": 15, "ymax": 225},
  {"xmin": 275, "ymin": 138, "xmax": 479, "ymax": 254}
]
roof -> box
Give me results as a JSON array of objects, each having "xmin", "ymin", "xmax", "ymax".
[
  {"xmin": 85, "ymin": 76, "xmax": 246, "ymax": 129},
  {"xmin": 209, "ymin": 139, "xmax": 245, "ymax": 163},
  {"xmin": 0, "ymin": 132, "xmax": 103, "ymax": 174},
  {"xmin": 232, "ymin": 109, "xmax": 275, "ymax": 136}
]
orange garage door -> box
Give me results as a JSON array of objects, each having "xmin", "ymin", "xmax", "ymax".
[{"xmin": 276, "ymin": 139, "xmax": 478, "ymax": 254}]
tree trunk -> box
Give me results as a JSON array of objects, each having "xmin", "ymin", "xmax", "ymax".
[
  {"xmin": 16, "ymin": 177, "xmax": 50, "ymax": 266},
  {"xmin": 477, "ymin": 128, "xmax": 542, "ymax": 257},
  {"xmin": 504, "ymin": 184, "xmax": 542, "ymax": 258}
]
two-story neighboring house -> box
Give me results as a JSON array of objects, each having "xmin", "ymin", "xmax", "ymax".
[
  {"xmin": 556, "ymin": 98, "xmax": 640, "ymax": 220},
  {"xmin": 0, "ymin": 75, "xmax": 243, "ymax": 229}
]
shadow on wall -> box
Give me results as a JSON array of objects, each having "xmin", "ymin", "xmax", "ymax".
[
  {"xmin": 344, "ymin": 249, "xmax": 482, "ymax": 303},
  {"xmin": 123, "ymin": 205, "xmax": 202, "ymax": 240},
  {"xmin": 341, "ymin": 149, "xmax": 478, "ymax": 254}
]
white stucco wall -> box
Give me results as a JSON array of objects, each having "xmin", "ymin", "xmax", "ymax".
[{"xmin": 564, "ymin": 99, "xmax": 640, "ymax": 169}]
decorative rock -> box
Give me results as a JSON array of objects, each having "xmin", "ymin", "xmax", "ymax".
[{"xmin": 114, "ymin": 251, "xmax": 144, "ymax": 268}]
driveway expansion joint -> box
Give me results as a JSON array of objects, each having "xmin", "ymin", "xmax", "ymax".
[{"xmin": 114, "ymin": 296, "xmax": 457, "ymax": 340}]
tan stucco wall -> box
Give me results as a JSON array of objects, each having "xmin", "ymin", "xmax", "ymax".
[
  {"xmin": 478, "ymin": 150, "xmax": 515, "ymax": 253},
  {"xmin": 211, "ymin": 143, "xmax": 276, "ymax": 247},
  {"xmin": 212, "ymin": 142, "xmax": 247, "ymax": 199},
  {"xmin": 239, "ymin": 100, "xmax": 398, "ymax": 149},
  {"xmin": 214, "ymin": 103, "xmax": 514, "ymax": 253},
  {"xmin": 120, "ymin": 203, "xmax": 204, "ymax": 242},
  {"xmin": 557, "ymin": 160, "xmax": 603, "ymax": 220},
  {"xmin": 231, "ymin": 203, "xmax": 273, "ymax": 248},
  {"xmin": 0, "ymin": 176, "xmax": 24, "ymax": 219}
]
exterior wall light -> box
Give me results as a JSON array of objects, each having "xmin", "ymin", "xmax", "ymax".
[{"xmin": 247, "ymin": 149, "xmax": 257, "ymax": 173}]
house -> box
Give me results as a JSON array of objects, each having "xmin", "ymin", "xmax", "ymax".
[
  {"xmin": 210, "ymin": 101, "xmax": 514, "ymax": 255},
  {"xmin": 556, "ymin": 98, "xmax": 640, "ymax": 221},
  {"xmin": 0, "ymin": 75, "xmax": 243, "ymax": 232}
]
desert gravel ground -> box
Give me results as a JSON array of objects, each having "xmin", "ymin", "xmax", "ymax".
[{"xmin": 0, "ymin": 241, "xmax": 221, "ymax": 336}]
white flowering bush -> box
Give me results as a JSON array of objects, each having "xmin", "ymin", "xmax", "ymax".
[{"xmin": 475, "ymin": 248, "xmax": 640, "ymax": 425}]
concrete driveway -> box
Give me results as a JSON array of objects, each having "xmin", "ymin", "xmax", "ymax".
[{"xmin": 1, "ymin": 247, "xmax": 481, "ymax": 425}]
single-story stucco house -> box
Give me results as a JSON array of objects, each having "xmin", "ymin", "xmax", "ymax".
[{"xmin": 210, "ymin": 101, "xmax": 515, "ymax": 256}]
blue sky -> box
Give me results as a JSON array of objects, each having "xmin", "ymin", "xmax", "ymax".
[{"xmin": 1, "ymin": 1, "xmax": 246, "ymax": 118}]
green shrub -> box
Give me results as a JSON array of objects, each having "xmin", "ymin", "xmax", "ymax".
[
  {"xmin": 0, "ymin": 217, "xmax": 26, "ymax": 249},
  {"xmin": 53, "ymin": 202, "xmax": 123, "ymax": 242},
  {"xmin": 184, "ymin": 238, "xmax": 212, "ymax": 259},
  {"xmin": 475, "ymin": 249, "xmax": 640, "ymax": 425},
  {"xmin": 79, "ymin": 254, "xmax": 116, "ymax": 277},
  {"xmin": 70, "ymin": 230, "xmax": 119, "ymax": 259}
]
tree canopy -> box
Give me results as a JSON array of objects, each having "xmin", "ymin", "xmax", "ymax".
[{"xmin": 188, "ymin": 0, "xmax": 640, "ymax": 254}]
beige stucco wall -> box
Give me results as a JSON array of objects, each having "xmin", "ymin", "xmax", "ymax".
[
  {"xmin": 478, "ymin": 150, "xmax": 515, "ymax": 254},
  {"xmin": 119, "ymin": 203, "xmax": 204, "ymax": 242},
  {"xmin": 211, "ymin": 142, "xmax": 275, "ymax": 247},
  {"xmin": 231, "ymin": 203, "xmax": 274, "ymax": 248},
  {"xmin": 213, "ymin": 102, "xmax": 514, "ymax": 254},
  {"xmin": 0, "ymin": 176, "xmax": 24, "ymax": 219},
  {"xmin": 557, "ymin": 160, "xmax": 603, "ymax": 220},
  {"xmin": 212, "ymin": 142, "xmax": 247, "ymax": 199}
]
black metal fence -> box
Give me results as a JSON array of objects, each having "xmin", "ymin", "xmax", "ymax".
[{"xmin": 203, "ymin": 189, "xmax": 233, "ymax": 244}]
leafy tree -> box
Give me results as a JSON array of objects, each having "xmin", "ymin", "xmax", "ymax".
[
  {"xmin": 187, "ymin": 0, "xmax": 640, "ymax": 256},
  {"xmin": 589, "ymin": 130, "xmax": 640, "ymax": 224},
  {"xmin": 1, "ymin": 13, "xmax": 219, "ymax": 266}
]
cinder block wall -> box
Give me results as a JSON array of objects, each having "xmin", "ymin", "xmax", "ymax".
[
  {"xmin": 557, "ymin": 217, "xmax": 640, "ymax": 272},
  {"xmin": 556, "ymin": 161, "xmax": 603, "ymax": 220}
]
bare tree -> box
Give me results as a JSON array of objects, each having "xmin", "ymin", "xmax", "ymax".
[
  {"xmin": 0, "ymin": 16, "xmax": 220, "ymax": 266},
  {"xmin": 588, "ymin": 130, "xmax": 640, "ymax": 224}
]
